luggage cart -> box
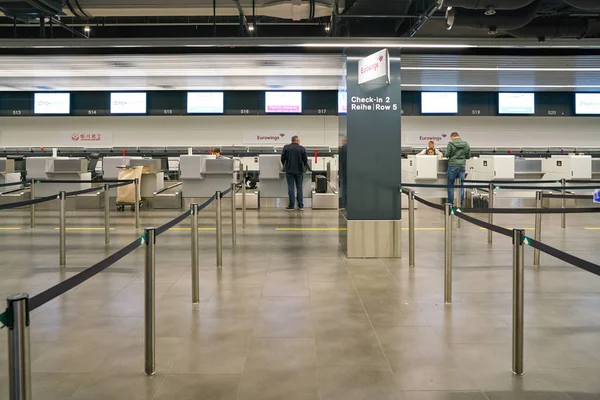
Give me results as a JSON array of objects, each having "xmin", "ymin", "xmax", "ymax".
[{"xmin": 116, "ymin": 165, "xmax": 143, "ymax": 211}]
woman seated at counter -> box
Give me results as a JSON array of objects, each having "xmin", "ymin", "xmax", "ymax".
[{"xmin": 418, "ymin": 140, "xmax": 441, "ymax": 155}]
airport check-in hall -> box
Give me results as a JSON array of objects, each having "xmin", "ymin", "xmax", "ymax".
[{"xmin": 3, "ymin": 0, "xmax": 600, "ymax": 399}]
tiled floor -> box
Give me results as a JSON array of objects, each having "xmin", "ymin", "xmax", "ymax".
[{"xmin": 1, "ymin": 206, "xmax": 600, "ymax": 399}]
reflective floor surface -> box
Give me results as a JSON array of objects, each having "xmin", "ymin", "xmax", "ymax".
[{"xmin": 1, "ymin": 206, "xmax": 600, "ymax": 400}]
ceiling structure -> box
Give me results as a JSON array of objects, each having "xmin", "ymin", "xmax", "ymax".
[
  {"xmin": 0, "ymin": 0, "xmax": 599, "ymax": 40},
  {"xmin": 1, "ymin": 52, "xmax": 600, "ymax": 92}
]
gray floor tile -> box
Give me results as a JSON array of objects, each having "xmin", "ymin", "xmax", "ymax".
[
  {"xmin": 153, "ymin": 374, "xmax": 240, "ymax": 400},
  {"xmin": 401, "ymin": 391, "xmax": 488, "ymax": 400},
  {"xmin": 318, "ymin": 366, "xmax": 401, "ymax": 400},
  {"xmin": 236, "ymin": 367, "xmax": 319, "ymax": 400}
]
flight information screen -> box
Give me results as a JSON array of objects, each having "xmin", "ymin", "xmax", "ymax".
[
  {"xmin": 498, "ymin": 93, "xmax": 535, "ymax": 114},
  {"xmin": 265, "ymin": 92, "xmax": 302, "ymax": 113},
  {"xmin": 575, "ymin": 93, "xmax": 600, "ymax": 115},
  {"xmin": 110, "ymin": 92, "xmax": 147, "ymax": 114},
  {"xmin": 421, "ymin": 92, "xmax": 458, "ymax": 114},
  {"xmin": 187, "ymin": 92, "xmax": 224, "ymax": 114},
  {"xmin": 34, "ymin": 93, "xmax": 70, "ymax": 114}
]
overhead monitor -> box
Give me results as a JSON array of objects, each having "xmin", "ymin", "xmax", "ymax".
[
  {"xmin": 338, "ymin": 90, "xmax": 347, "ymax": 114},
  {"xmin": 421, "ymin": 92, "xmax": 458, "ymax": 114},
  {"xmin": 498, "ymin": 93, "xmax": 535, "ymax": 114},
  {"xmin": 575, "ymin": 93, "xmax": 600, "ymax": 115},
  {"xmin": 187, "ymin": 92, "xmax": 224, "ymax": 114},
  {"xmin": 110, "ymin": 92, "xmax": 147, "ymax": 114},
  {"xmin": 34, "ymin": 93, "xmax": 70, "ymax": 115},
  {"xmin": 265, "ymin": 91, "xmax": 302, "ymax": 113}
]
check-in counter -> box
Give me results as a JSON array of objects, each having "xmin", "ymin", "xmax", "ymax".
[
  {"xmin": 180, "ymin": 155, "xmax": 236, "ymax": 209},
  {"xmin": 467, "ymin": 155, "xmax": 515, "ymax": 181},
  {"xmin": 28, "ymin": 157, "xmax": 92, "ymax": 198},
  {"xmin": 542, "ymin": 155, "xmax": 592, "ymax": 181},
  {"xmin": 259, "ymin": 154, "xmax": 312, "ymax": 208},
  {"xmin": 102, "ymin": 156, "xmax": 130, "ymax": 198},
  {"xmin": 401, "ymin": 155, "xmax": 448, "ymax": 204},
  {"xmin": 129, "ymin": 158, "xmax": 165, "ymax": 199},
  {"xmin": 0, "ymin": 158, "xmax": 21, "ymax": 193}
]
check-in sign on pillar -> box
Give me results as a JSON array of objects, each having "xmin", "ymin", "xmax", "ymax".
[{"xmin": 341, "ymin": 48, "xmax": 402, "ymax": 258}]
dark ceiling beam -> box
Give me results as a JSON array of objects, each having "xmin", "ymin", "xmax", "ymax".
[
  {"xmin": 409, "ymin": 0, "xmax": 444, "ymax": 37},
  {"xmin": 232, "ymin": 0, "xmax": 254, "ymax": 36},
  {"xmin": 49, "ymin": 16, "xmax": 88, "ymax": 38}
]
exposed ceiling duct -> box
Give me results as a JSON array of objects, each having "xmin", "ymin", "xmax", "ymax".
[
  {"xmin": 507, "ymin": 17, "xmax": 589, "ymax": 39},
  {"xmin": 446, "ymin": 0, "xmax": 541, "ymax": 32},
  {"xmin": 340, "ymin": 0, "xmax": 412, "ymax": 36},
  {"xmin": 563, "ymin": 0, "xmax": 600, "ymax": 11},
  {"xmin": 442, "ymin": 0, "xmax": 535, "ymax": 12},
  {"xmin": 70, "ymin": 0, "xmax": 335, "ymax": 18},
  {"xmin": 0, "ymin": 0, "xmax": 63, "ymax": 17}
]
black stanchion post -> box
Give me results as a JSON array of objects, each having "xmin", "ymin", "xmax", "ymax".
[
  {"xmin": 444, "ymin": 203, "xmax": 453, "ymax": 304},
  {"xmin": 488, "ymin": 182, "xmax": 494, "ymax": 244},
  {"xmin": 190, "ymin": 204, "xmax": 200, "ymax": 304},
  {"xmin": 135, "ymin": 178, "xmax": 140, "ymax": 230},
  {"xmin": 104, "ymin": 184, "xmax": 110, "ymax": 245},
  {"xmin": 59, "ymin": 191, "xmax": 66, "ymax": 267},
  {"xmin": 216, "ymin": 191, "xmax": 223, "ymax": 267},
  {"xmin": 144, "ymin": 228, "xmax": 156, "ymax": 376},
  {"xmin": 29, "ymin": 180, "xmax": 35, "ymax": 229},
  {"xmin": 534, "ymin": 191, "xmax": 542, "ymax": 267},
  {"xmin": 408, "ymin": 189, "xmax": 415, "ymax": 268},
  {"xmin": 454, "ymin": 179, "xmax": 461, "ymax": 229},
  {"xmin": 241, "ymin": 163, "xmax": 247, "ymax": 230},
  {"xmin": 561, "ymin": 178, "xmax": 566, "ymax": 229},
  {"xmin": 512, "ymin": 228, "xmax": 525, "ymax": 376},
  {"xmin": 231, "ymin": 182, "xmax": 237, "ymax": 246},
  {"xmin": 6, "ymin": 293, "xmax": 31, "ymax": 400}
]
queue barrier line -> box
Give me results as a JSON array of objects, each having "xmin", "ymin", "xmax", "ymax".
[
  {"xmin": 35, "ymin": 179, "xmax": 136, "ymax": 184},
  {"xmin": 0, "ymin": 180, "xmax": 132, "ymax": 211},
  {"xmin": 0, "ymin": 180, "xmax": 30, "ymax": 188},
  {"xmin": 402, "ymin": 183, "xmax": 599, "ymax": 191},
  {"xmin": 456, "ymin": 206, "xmax": 600, "ymax": 214},
  {"xmin": 0, "ymin": 181, "xmax": 240, "ymax": 331},
  {"xmin": 525, "ymin": 236, "xmax": 600, "ymax": 278},
  {"xmin": 464, "ymin": 179, "xmax": 561, "ymax": 184}
]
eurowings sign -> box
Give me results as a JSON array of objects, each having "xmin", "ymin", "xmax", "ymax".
[{"xmin": 358, "ymin": 49, "xmax": 390, "ymax": 85}]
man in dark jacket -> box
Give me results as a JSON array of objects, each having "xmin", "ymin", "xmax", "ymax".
[
  {"xmin": 445, "ymin": 132, "xmax": 471, "ymax": 206},
  {"xmin": 281, "ymin": 135, "xmax": 310, "ymax": 211}
]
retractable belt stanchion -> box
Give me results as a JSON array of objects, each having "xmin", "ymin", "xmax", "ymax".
[
  {"xmin": 6, "ymin": 293, "xmax": 32, "ymax": 400},
  {"xmin": 241, "ymin": 164, "xmax": 247, "ymax": 230},
  {"xmin": 216, "ymin": 191, "xmax": 223, "ymax": 268},
  {"xmin": 561, "ymin": 178, "xmax": 567, "ymax": 229},
  {"xmin": 454, "ymin": 180, "xmax": 461, "ymax": 229},
  {"xmin": 488, "ymin": 183, "xmax": 494, "ymax": 244},
  {"xmin": 512, "ymin": 228, "xmax": 525, "ymax": 376},
  {"xmin": 408, "ymin": 189, "xmax": 415, "ymax": 268},
  {"xmin": 190, "ymin": 204, "xmax": 200, "ymax": 304},
  {"xmin": 231, "ymin": 182, "xmax": 237, "ymax": 246},
  {"xmin": 534, "ymin": 191, "xmax": 542, "ymax": 267},
  {"xmin": 59, "ymin": 191, "xmax": 66, "ymax": 267},
  {"xmin": 444, "ymin": 203, "xmax": 453, "ymax": 304},
  {"xmin": 135, "ymin": 178, "xmax": 140, "ymax": 230},
  {"xmin": 29, "ymin": 180, "xmax": 35, "ymax": 229},
  {"xmin": 144, "ymin": 228, "xmax": 156, "ymax": 376},
  {"xmin": 104, "ymin": 184, "xmax": 110, "ymax": 245}
]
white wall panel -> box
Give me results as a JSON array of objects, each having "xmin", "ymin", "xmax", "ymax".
[
  {"xmin": 1, "ymin": 115, "xmax": 599, "ymax": 150},
  {"xmin": 0, "ymin": 115, "xmax": 338, "ymax": 147}
]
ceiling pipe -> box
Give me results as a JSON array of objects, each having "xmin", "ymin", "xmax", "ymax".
[
  {"xmin": 49, "ymin": 16, "xmax": 88, "ymax": 38},
  {"xmin": 563, "ymin": 0, "xmax": 600, "ymax": 11},
  {"xmin": 506, "ymin": 17, "xmax": 589, "ymax": 39},
  {"xmin": 446, "ymin": 0, "xmax": 542, "ymax": 31},
  {"xmin": 442, "ymin": 0, "xmax": 535, "ymax": 10}
]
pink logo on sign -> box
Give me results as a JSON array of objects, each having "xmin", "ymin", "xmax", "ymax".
[{"xmin": 71, "ymin": 134, "xmax": 80, "ymax": 142}]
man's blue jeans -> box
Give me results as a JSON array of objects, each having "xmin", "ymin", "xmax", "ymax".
[
  {"xmin": 286, "ymin": 173, "xmax": 304, "ymax": 208},
  {"xmin": 447, "ymin": 165, "xmax": 466, "ymax": 206}
]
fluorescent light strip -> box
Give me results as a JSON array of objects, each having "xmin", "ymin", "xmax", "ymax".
[
  {"xmin": 299, "ymin": 43, "xmax": 477, "ymax": 49},
  {"xmin": 402, "ymin": 84, "xmax": 600, "ymax": 89},
  {"xmin": 402, "ymin": 67, "xmax": 600, "ymax": 72}
]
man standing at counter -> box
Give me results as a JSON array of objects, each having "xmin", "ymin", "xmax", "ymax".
[
  {"xmin": 281, "ymin": 135, "xmax": 310, "ymax": 211},
  {"xmin": 445, "ymin": 132, "xmax": 471, "ymax": 206}
]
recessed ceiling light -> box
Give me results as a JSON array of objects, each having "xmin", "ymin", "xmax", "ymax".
[
  {"xmin": 248, "ymin": 24, "xmax": 255, "ymax": 31},
  {"xmin": 84, "ymin": 25, "xmax": 90, "ymax": 32}
]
